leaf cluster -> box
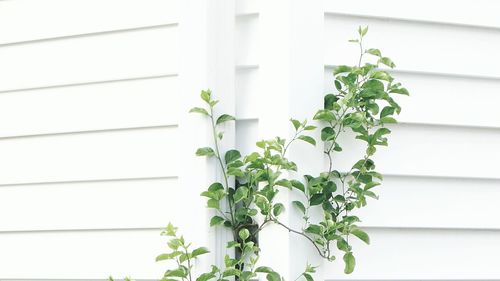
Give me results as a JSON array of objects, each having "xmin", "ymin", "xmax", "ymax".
[{"xmin": 110, "ymin": 27, "xmax": 409, "ymax": 281}]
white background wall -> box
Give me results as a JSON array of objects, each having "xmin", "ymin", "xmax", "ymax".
[{"xmin": 1, "ymin": 0, "xmax": 499, "ymax": 280}]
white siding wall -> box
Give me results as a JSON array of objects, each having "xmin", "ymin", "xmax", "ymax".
[
  {"xmin": 0, "ymin": 0, "xmax": 217, "ymax": 280},
  {"xmin": 2, "ymin": 0, "xmax": 500, "ymax": 280},
  {"xmin": 235, "ymin": 0, "xmax": 500, "ymax": 280}
]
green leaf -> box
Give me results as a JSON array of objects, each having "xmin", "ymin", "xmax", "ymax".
[
  {"xmin": 225, "ymin": 150, "xmax": 241, "ymax": 164},
  {"xmin": 333, "ymin": 194, "xmax": 346, "ymax": 203},
  {"xmin": 216, "ymin": 114, "xmax": 235, "ymax": 125},
  {"xmin": 364, "ymin": 182, "xmax": 380, "ymax": 190},
  {"xmin": 165, "ymin": 268, "xmax": 188, "ymax": 278},
  {"xmin": 233, "ymin": 186, "xmax": 249, "ymax": 203},
  {"xmin": 266, "ymin": 272, "xmax": 281, "ymax": 281},
  {"xmin": 156, "ymin": 253, "xmax": 172, "ymax": 262},
  {"xmin": 305, "ymin": 224, "xmax": 323, "ymax": 235},
  {"xmin": 334, "ymin": 80, "xmax": 342, "ymax": 91},
  {"xmin": 298, "ymin": 135, "xmax": 316, "ymax": 146},
  {"xmin": 291, "ymin": 119, "xmax": 301, "ymax": 130},
  {"xmin": 164, "ymin": 223, "xmax": 177, "ymax": 236},
  {"xmin": 358, "ymin": 26, "xmax": 368, "ymax": 37},
  {"xmin": 254, "ymin": 195, "xmax": 270, "ymax": 215},
  {"xmin": 192, "ymin": 247, "xmax": 210, "ymax": 258},
  {"xmin": 351, "ymin": 228, "xmax": 370, "ymax": 244},
  {"xmin": 292, "ymin": 201, "xmax": 306, "ymax": 214},
  {"xmin": 373, "ymin": 128, "xmax": 391, "ymax": 140},
  {"xmin": 239, "ymin": 228, "xmax": 250, "ymax": 241},
  {"xmin": 223, "ymin": 268, "xmax": 241, "ymax": 277},
  {"xmin": 324, "ymin": 94, "xmax": 339, "ymax": 110},
  {"xmin": 273, "ymin": 203, "xmax": 285, "ymax": 216},
  {"xmin": 310, "ymin": 194, "xmax": 325, "ymax": 206},
  {"xmin": 366, "ymin": 48, "xmax": 381, "ymax": 57},
  {"xmin": 276, "ymin": 179, "xmax": 292, "ymax": 189},
  {"xmin": 370, "ymin": 70, "xmax": 393, "ymax": 82},
  {"xmin": 189, "ymin": 107, "xmax": 209, "ymax": 115},
  {"xmin": 207, "ymin": 199, "xmax": 219, "ymax": 209},
  {"xmin": 226, "ymin": 241, "xmax": 240, "ymax": 248},
  {"xmin": 380, "ymin": 116, "xmax": 397, "ymax": 124},
  {"xmin": 208, "ymin": 182, "xmax": 224, "ymax": 192},
  {"xmin": 379, "ymin": 57, "xmax": 396, "ymax": 68},
  {"xmin": 337, "ymin": 239, "xmax": 350, "ymax": 252},
  {"xmin": 366, "ymin": 145, "xmax": 376, "ymax": 156},
  {"xmin": 314, "ymin": 110, "xmax": 336, "ymax": 121},
  {"xmin": 210, "ymin": 216, "xmax": 225, "ymax": 226},
  {"xmin": 362, "ymin": 79, "xmax": 384, "ymax": 91},
  {"xmin": 333, "ymin": 65, "xmax": 352, "ymax": 75},
  {"xmin": 255, "ymin": 266, "xmax": 274, "ymax": 274},
  {"xmin": 201, "ymin": 90, "xmax": 211, "ymax": 103},
  {"xmin": 291, "ymin": 180, "xmax": 305, "ymax": 192},
  {"xmin": 343, "ymin": 252, "xmax": 356, "ymax": 274},
  {"xmin": 197, "ymin": 272, "xmax": 216, "ymax": 281},
  {"xmin": 303, "ymin": 273, "xmax": 314, "ymax": 281},
  {"xmin": 390, "ymin": 87, "xmax": 410, "ymax": 95},
  {"xmin": 304, "ymin": 125, "xmax": 317, "ymax": 131},
  {"xmin": 321, "ymin": 127, "xmax": 335, "ymax": 141},
  {"xmin": 380, "ymin": 106, "xmax": 395, "ymax": 118},
  {"xmin": 196, "ymin": 147, "xmax": 215, "ymax": 157}
]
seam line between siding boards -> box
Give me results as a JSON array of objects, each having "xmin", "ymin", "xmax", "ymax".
[
  {"xmin": 0, "ymin": 278, "xmax": 158, "ymax": 281},
  {"xmin": 360, "ymin": 225, "xmax": 500, "ymax": 232},
  {"xmin": 0, "ymin": 175, "xmax": 177, "ymax": 188},
  {"xmin": 1, "ymin": 224, "xmax": 500, "ymax": 236},
  {"xmin": 236, "ymin": 64, "xmax": 259, "ymax": 71},
  {"xmin": 0, "ymin": 124, "xmax": 178, "ymax": 141},
  {"xmin": 235, "ymin": 12, "xmax": 259, "ymax": 18},
  {"xmin": 324, "ymin": 64, "xmax": 500, "ymax": 81},
  {"xmin": 324, "ymin": 11, "xmax": 500, "ymax": 31},
  {"xmin": 325, "ymin": 279, "xmax": 500, "ymax": 281},
  {"xmin": 0, "ymin": 227, "xmax": 163, "ymax": 235},
  {"xmin": 397, "ymin": 121, "xmax": 500, "ymax": 132},
  {"xmin": 0, "ymin": 73, "xmax": 178, "ymax": 94},
  {"xmin": 0, "ymin": 22, "xmax": 178, "ymax": 48}
]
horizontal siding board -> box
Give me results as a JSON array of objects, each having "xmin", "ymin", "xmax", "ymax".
[
  {"xmin": 324, "ymin": 67, "xmax": 500, "ymax": 128},
  {"xmin": 0, "ymin": 230, "xmax": 168, "ymax": 279},
  {"xmin": 333, "ymin": 123, "xmax": 500, "ymax": 179},
  {"xmin": 0, "ymin": 26, "xmax": 178, "ymax": 92},
  {"xmin": 235, "ymin": 120, "xmax": 497, "ymax": 179},
  {"xmin": 355, "ymin": 175, "xmax": 500, "ymax": 229},
  {"xmin": 0, "ymin": 0, "xmax": 179, "ymax": 44},
  {"xmin": 0, "ymin": 127, "xmax": 178, "ymax": 185},
  {"xmin": 324, "ymin": 14, "xmax": 500, "ymax": 78},
  {"xmin": 323, "ymin": 228, "xmax": 500, "ymax": 279},
  {"xmin": 0, "ymin": 76, "xmax": 178, "ymax": 138},
  {"xmin": 324, "ymin": 0, "xmax": 500, "ymax": 28},
  {"xmin": 235, "ymin": 14, "xmax": 259, "ymax": 66},
  {"xmin": 0, "ymin": 178, "xmax": 180, "ymax": 231}
]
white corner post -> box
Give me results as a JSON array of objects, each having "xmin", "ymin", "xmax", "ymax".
[
  {"xmin": 177, "ymin": 0, "xmax": 236, "ymax": 273},
  {"xmin": 258, "ymin": 1, "xmax": 326, "ymax": 280}
]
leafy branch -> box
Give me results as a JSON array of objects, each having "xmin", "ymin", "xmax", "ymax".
[{"xmin": 110, "ymin": 26, "xmax": 409, "ymax": 281}]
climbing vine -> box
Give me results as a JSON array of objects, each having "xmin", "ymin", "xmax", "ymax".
[{"xmin": 110, "ymin": 27, "xmax": 409, "ymax": 281}]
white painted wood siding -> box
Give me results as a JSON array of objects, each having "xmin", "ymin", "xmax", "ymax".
[
  {"xmin": 0, "ymin": 0, "xmax": 218, "ymax": 280},
  {"xmin": 2, "ymin": 0, "xmax": 499, "ymax": 280},
  {"xmin": 235, "ymin": 0, "xmax": 500, "ymax": 280}
]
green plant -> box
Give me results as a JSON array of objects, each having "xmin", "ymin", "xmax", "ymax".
[{"xmin": 110, "ymin": 26, "xmax": 409, "ymax": 281}]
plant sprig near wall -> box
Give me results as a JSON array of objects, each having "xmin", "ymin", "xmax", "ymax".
[{"xmin": 110, "ymin": 26, "xmax": 409, "ymax": 281}]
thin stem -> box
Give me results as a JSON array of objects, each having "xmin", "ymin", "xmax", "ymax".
[
  {"xmin": 274, "ymin": 220, "xmax": 328, "ymax": 260},
  {"xmin": 183, "ymin": 246, "xmax": 193, "ymax": 281},
  {"xmin": 209, "ymin": 107, "xmax": 236, "ymax": 227}
]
